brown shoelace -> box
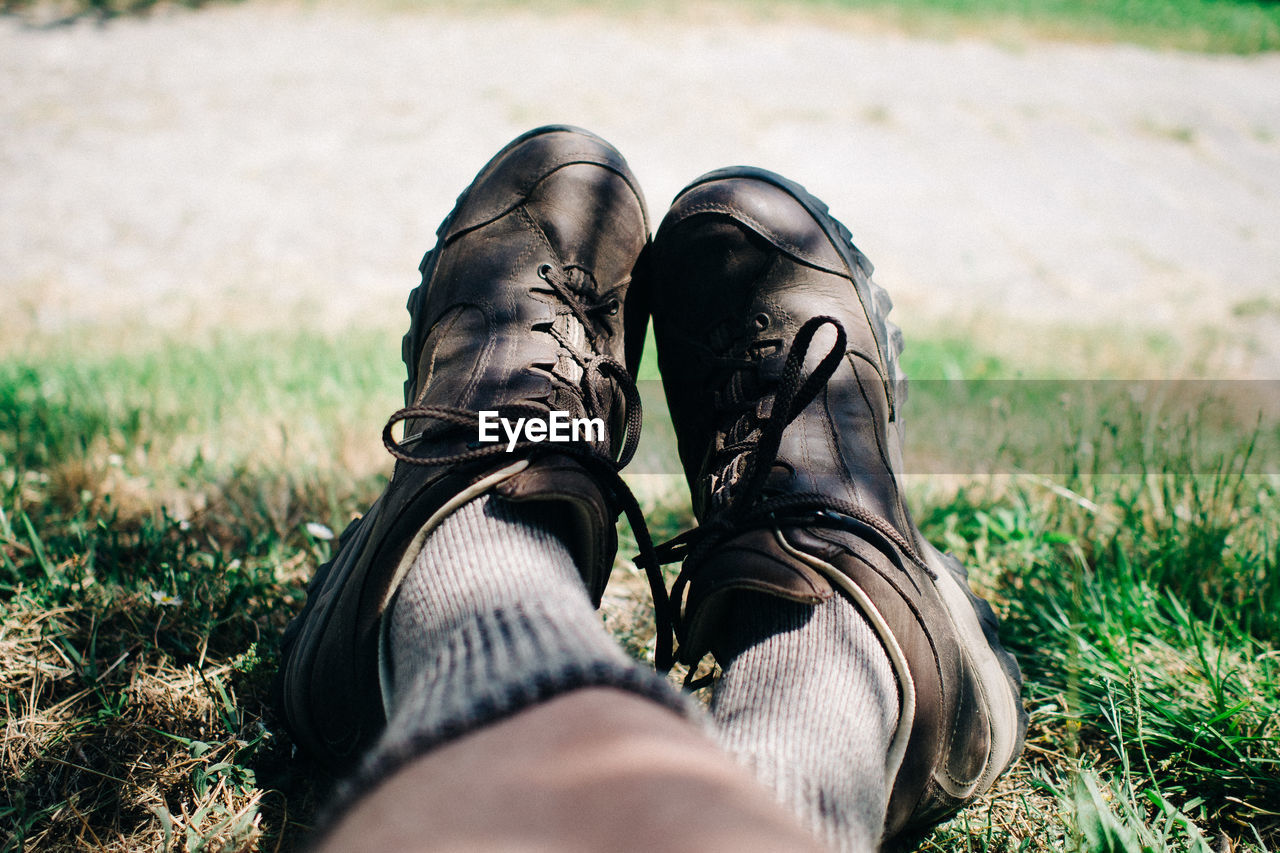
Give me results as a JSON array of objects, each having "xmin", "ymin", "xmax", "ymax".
[
  {"xmin": 655, "ymin": 316, "xmax": 927, "ymax": 674},
  {"xmin": 381, "ymin": 261, "xmax": 675, "ymax": 671}
]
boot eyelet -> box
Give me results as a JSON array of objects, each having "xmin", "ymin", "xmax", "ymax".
[
  {"xmin": 606, "ymin": 298, "xmax": 621, "ymax": 316},
  {"xmin": 537, "ymin": 263, "xmax": 553, "ymax": 279},
  {"xmin": 753, "ymin": 313, "xmax": 771, "ymax": 330}
]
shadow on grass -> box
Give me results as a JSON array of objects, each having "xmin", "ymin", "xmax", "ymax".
[
  {"xmin": 0, "ymin": 460, "xmax": 376, "ymax": 850},
  {"xmin": 3, "ymin": 332, "xmax": 1278, "ymax": 850}
]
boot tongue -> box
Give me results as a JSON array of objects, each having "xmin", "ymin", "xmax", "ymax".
[{"xmin": 550, "ymin": 309, "xmax": 587, "ymax": 384}]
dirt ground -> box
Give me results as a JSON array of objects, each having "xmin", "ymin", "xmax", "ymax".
[{"xmin": 3, "ymin": 2, "xmax": 1280, "ymax": 375}]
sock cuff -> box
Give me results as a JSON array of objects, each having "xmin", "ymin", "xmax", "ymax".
[{"xmin": 330, "ymin": 601, "xmax": 693, "ymax": 816}]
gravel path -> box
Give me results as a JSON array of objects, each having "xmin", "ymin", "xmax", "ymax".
[{"xmin": 4, "ymin": 3, "xmax": 1280, "ymax": 373}]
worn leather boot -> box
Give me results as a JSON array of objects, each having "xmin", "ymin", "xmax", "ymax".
[
  {"xmin": 648, "ymin": 167, "xmax": 1027, "ymax": 846},
  {"xmin": 276, "ymin": 126, "xmax": 662, "ymax": 772}
]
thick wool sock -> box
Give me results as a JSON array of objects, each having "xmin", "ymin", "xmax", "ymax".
[
  {"xmin": 711, "ymin": 593, "xmax": 900, "ymax": 853},
  {"xmin": 350, "ymin": 494, "xmax": 688, "ymax": 795}
]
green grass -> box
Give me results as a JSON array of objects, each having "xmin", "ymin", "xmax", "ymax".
[
  {"xmin": 1, "ymin": 330, "xmax": 401, "ymax": 851},
  {"xmin": 781, "ymin": 0, "xmax": 1280, "ymax": 54},
  {"xmin": 407, "ymin": 0, "xmax": 1280, "ymax": 53},
  {"xmin": 393, "ymin": 0, "xmax": 1280, "ymax": 54},
  {"xmin": 2, "ymin": 0, "xmax": 1279, "ymax": 53},
  {"xmin": 2, "ymin": 328, "xmax": 1278, "ymax": 851}
]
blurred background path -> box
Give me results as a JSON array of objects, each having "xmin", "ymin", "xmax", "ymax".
[{"xmin": 4, "ymin": 2, "xmax": 1280, "ymax": 374}]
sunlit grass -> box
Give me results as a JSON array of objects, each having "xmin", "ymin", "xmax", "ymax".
[
  {"xmin": 3, "ymin": 0, "xmax": 1279, "ymax": 53},
  {"xmin": 2, "ymin": 327, "xmax": 1277, "ymax": 850}
]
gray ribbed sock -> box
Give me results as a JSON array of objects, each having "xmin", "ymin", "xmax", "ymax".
[
  {"xmin": 711, "ymin": 593, "xmax": 900, "ymax": 853},
  {"xmin": 352, "ymin": 494, "xmax": 688, "ymax": 793}
]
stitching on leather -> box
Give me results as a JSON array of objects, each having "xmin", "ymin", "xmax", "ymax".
[
  {"xmin": 941, "ymin": 656, "xmax": 990, "ymax": 789},
  {"xmin": 518, "ymin": 203, "xmax": 558, "ymax": 262},
  {"xmin": 544, "ymin": 156, "xmax": 644, "ymax": 215},
  {"xmin": 822, "ymin": 379, "xmax": 853, "ymax": 504},
  {"xmin": 673, "ymin": 200, "xmax": 825, "ymax": 266},
  {"xmin": 469, "ymin": 302, "xmax": 496, "ymax": 406},
  {"xmin": 851, "ymin": 356, "xmax": 911, "ymax": 536},
  {"xmin": 860, "ymin": 541, "xmax": 968, "ymax": 788}
]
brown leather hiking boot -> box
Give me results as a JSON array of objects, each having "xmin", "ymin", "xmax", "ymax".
[
  {"xmin": 276, "ymin": 126, "xmax": 666, "ymax": 772},
  {"xmin": 648, "ymin": 168, "xmax": 1027, "ymax": 845}
]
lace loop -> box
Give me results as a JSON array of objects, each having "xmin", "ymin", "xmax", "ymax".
[{"xmin": 731, "ymin": 316, "xmax": 846, "ymax": 522}]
